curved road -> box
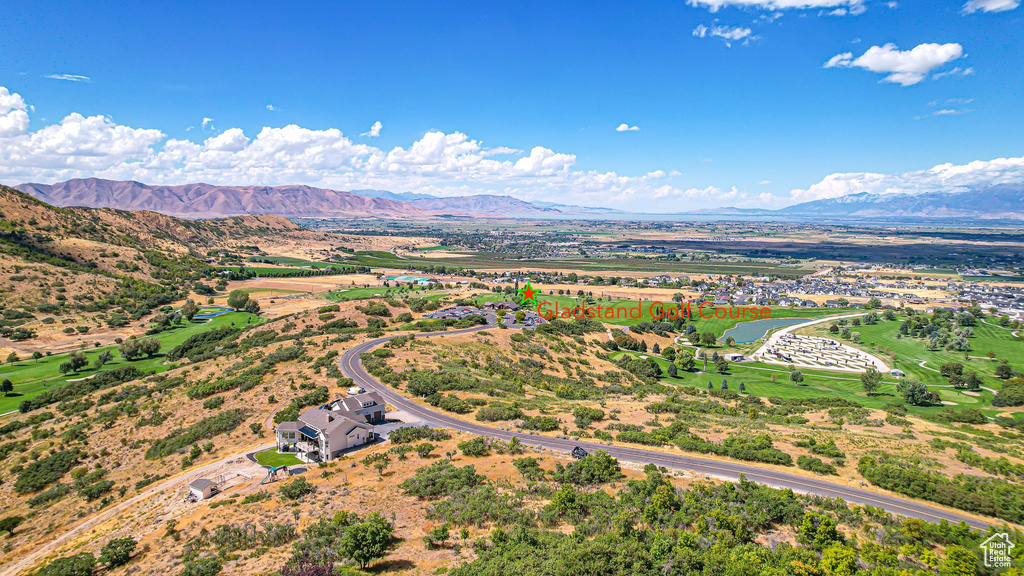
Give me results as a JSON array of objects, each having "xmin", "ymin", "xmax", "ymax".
[{"xmin": 340, "ymin": 323, "xmax": 995, "ymax": 530}]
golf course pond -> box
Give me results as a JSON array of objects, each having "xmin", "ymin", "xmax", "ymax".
[{"xmin": 720, "ymin": 317, "xmax": 810, "ymax": 344}]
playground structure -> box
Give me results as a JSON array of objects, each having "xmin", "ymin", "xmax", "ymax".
[{"xmin": 260, "ymin": 465, "xmax": 291, "ymax": 485}]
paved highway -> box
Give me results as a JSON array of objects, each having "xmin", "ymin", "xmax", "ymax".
[{"xmin": 339, "ymin": 323, "xmax": 993, "ymax": 530}]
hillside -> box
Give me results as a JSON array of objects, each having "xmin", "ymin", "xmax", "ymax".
[
  {"xmin": 16, "ymin": 178, "xmax": 429, "ymax": 219},
  {"xmin": 0, "ymin": 184, "xmax": 348, "ymax": 354}
]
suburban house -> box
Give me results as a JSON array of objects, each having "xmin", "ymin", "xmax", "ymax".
[{"xmin": 275, "ymin": 392, "xmax": 386, "ymax": 462}]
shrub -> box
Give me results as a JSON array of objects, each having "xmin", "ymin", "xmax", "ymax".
[
  {"xmin": 400, "ymin": 462, "xmax": 485, "ymax": 499},
  {"xmin": 475, "ymin": 404, "xmax": 523, "ymax": 422},
  {"xmin": 145, "ymin": 409, "xmax": 248, "ymax": 460},
  {"xmin": 15, "ymin": 449, "xmax": 81, "ymax": 494},
  {"xmin": 797, "ymin": 455, "xmax": 837, "ymax": 475},
  {"xmin": 279, "ymin": 477, "xmax": 316, "ymax": 500},
  {"xmin": 550, "ymin": 450, "xmax": 623, "ymax": 485}
]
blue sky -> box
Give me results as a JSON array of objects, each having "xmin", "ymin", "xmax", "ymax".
[{"xmin": 1, "ymin": 0, "xmax": 1022, "ymax": 210}]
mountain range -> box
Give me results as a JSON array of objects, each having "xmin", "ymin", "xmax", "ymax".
[{"xmin": 11, "ymin": 178, "xmax": 1024, "ymax": 221}]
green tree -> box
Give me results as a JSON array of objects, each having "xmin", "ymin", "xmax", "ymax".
[
  {"xmin": 0, "ymin": 515, "xmax": 24, "ymax": 535},
  {"xmin": 861, "ymin": 366, "xmax": 882, "ymax": 395},
  {"xmin": 666, "ymin": 362, "xmax": 678, "ymax": 378},
  {"xmin": 715, "ymin": 357, "xmax": 729, "ymax": 374},
  {"xmin": 140, "ymin": 338, "xmax": 161, "ymax": 357},
  {"xmin": 362, "ymin": 452, "xmax": 391, "ymax": 479},
  {"xmin": 6, "ymin": 352, "xmax": 18, "ymax": 364},
  {"xmin": 1, "ymin": 378, "xmax": 13, "ymax": 396},
  {"xmin": 227, "ymin": 290, "xmax": 250, "ymax": 310},
  {"xmin": 119, "ymin": 338, "xmax": 143, "ymax": 360},
  {"xmin": 897, "ymin": 379, "xmax": 932, "ymax": 406},
  {"xmin": 675, "ymin": 351, "xmax": 695, "ymax": 372},
  {"xmin": 68, "ymin": 351, "xmax": 88, "ymax": 372},
  {"xmin": 339, "ymin": 512, "xmax": 395, "ymax": 569},
  {"xmin": 790, "ymin": 370, "xmax": 804, "ymax": 383},
  {"xmin": 941, "ymin": 545, "xmax": 977, "ymax": 576},
  {"xmin": 99, "ymin": 537, "xmax": 137, "ymax": 568},
  {"xmin": 821, "ymin": 544, "xmax": 857, "ymax": 576},
  {"xmin": 963, "ymin": 371, "xmax": 982, "ymax": 391},
  {"xmin": 279, "ymin": 477, "xmax": 316, "ymax": 500},
  {"xmin": 181, "ymin": 299, "xmax": 200, "ymax": 321},
  {"xmin": 699, "ymin": 331, "xmax": 717, "ymax": 347},
  {"xmin": 415, "ymin": 442, "xmax": 436, "ymax": 458}
]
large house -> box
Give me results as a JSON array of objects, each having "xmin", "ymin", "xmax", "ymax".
[{"xmin": 275, "ymin": 392, "xmax": 386, "ymax": 462}]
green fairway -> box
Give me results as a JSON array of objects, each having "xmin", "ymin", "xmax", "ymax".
[
  {"xmin": 326, "ymin": 286, "xmax": 450, "ymax": 301},
  {"xmin": 254, "ymin": 449, "xmax": 302, "ymax": 467},
  {"xmin": 610, "ymin": 350, "xmax": 998, "ymax": 415},
  {"xmin": 797, "ymin": 315, "xmax": 1022, "ymax": 391},
  {"xmin": 0, "ymin": 311, "xmax": 259, "ymax": 414}
]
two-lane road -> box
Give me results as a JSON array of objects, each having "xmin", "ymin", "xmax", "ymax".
[{"xmin": 339, "ymin": 324, "xmax": 993, "ymax": 530}]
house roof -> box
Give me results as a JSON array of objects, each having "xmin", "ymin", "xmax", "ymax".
[
  {"xmin": 189, "ymin": 479, "xmax": 216, "ymax": 490},
  {"xmin": 276, "ymin": 421, "xmax": 300, "ymax": 432},
  {"xmin": 333, "ymin": 392, "xmax": 385, "ymax": 414},
  {"xmin": 344, "ymin": 421, "xmax": 374, "ymax": 435},
  {"xmin": 299, "ymin": 406, "xmax": 335, "ymax": 430}
]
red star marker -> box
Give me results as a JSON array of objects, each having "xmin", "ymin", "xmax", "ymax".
[{"xmin": 518, "ymin": 281, "xmax": 538, "ymax": 304}]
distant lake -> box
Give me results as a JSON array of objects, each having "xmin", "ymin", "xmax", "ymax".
[{"xmin": 721, "ymin": 317, "xmax": 810, "ymax": 344}]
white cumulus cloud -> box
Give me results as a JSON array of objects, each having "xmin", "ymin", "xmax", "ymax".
[
  {"xmin": 361, "ymin": 120, "xmax": 382, "ymax": 137},
  {"xmin": 616, "ymin": 123, "xmax": 640, "ymax": 132},
  {"xmin": 0, "ymin": 87, "xmax": 30, "ymax": 138},
  {"xmin": 824, "ymin": 42, "xmax": 964, "ymax": 86},
  {"xmin": 790, "ymin": 155, "xmax": 1024, "ymax": 202},
  {"xmin": 4, "ymin": 85, "xmax": 1023, "ymax": 212}
]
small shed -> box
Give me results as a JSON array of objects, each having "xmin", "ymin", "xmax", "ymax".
[
  {"xmin": 188, "ymin": 479, "xmax": 218, "ymax": 500},
  {"xmin": 890, "ymin": 369, "xmax": 906, "ymax": 378},
  {"xmin": 723, "ymin": 353, "xmax": 745, "ymax": 362}
]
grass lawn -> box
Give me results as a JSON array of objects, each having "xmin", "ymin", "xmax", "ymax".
[
  {"xmin": 254, "ymin": 449, "xmax": 302, "ymax": 467},
  {"xmin": 0, "ymin": 311, "xmax": 259, "ymax": 414}
]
